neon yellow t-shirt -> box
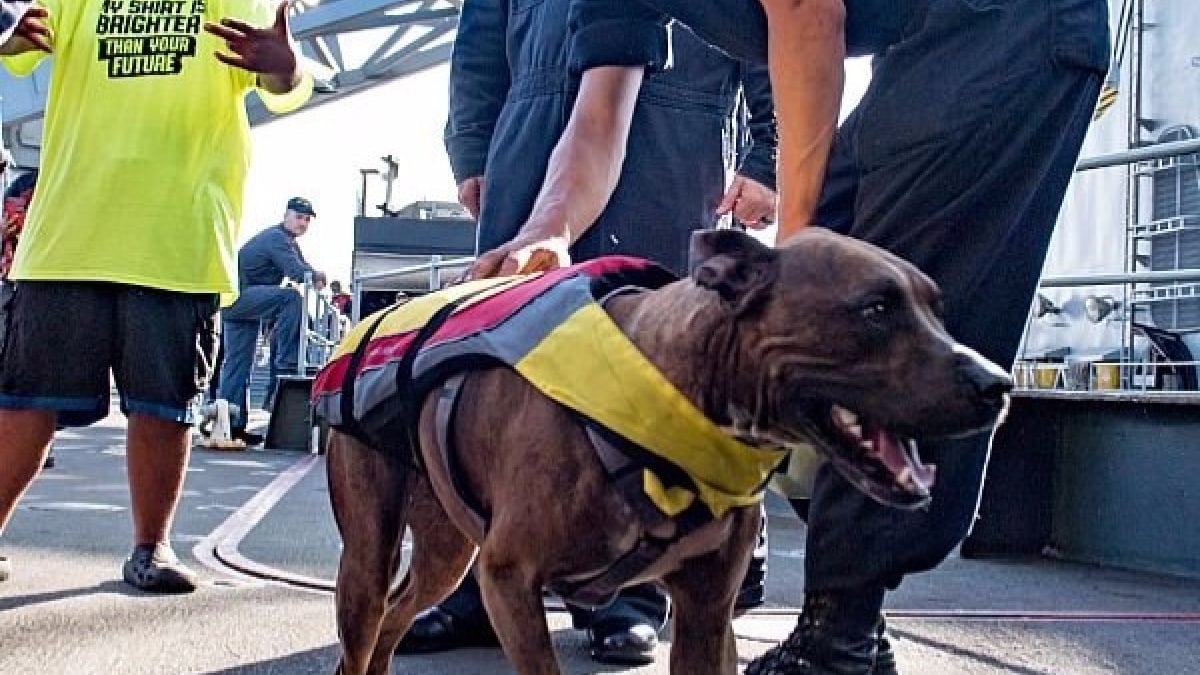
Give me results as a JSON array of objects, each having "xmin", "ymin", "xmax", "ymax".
[{"xmin": 2, "ymin": 0, "xmax": 312, "ymax": 294}]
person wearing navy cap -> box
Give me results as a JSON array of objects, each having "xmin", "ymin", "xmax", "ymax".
[{"xmin": 216, "ymin": 196, "xmax": 325, "ymax": 445}]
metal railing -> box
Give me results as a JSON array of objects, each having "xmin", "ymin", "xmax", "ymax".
[
  {"xmin": 1019, "ymin": 138, "xmax": 1200, "ymax": 395},
  {"xmin": 296, "ymin": 272, "xmax": 350, "ymax": 375},
  {"xmin": 349, "ymin": 255, "xmax": 475, "ymax": 323},
  {"xmin": 1014, "ymin": 359, "xmax": 1200, "ymax": 394}
]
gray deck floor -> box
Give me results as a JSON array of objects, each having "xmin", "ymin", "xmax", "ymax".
[{"xmin": 2, "ymin": 411, "xmax": 1198, "ymax": 674}]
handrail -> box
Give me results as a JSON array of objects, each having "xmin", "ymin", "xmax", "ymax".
[
  {"xmin": 350, "ymin": 255, "xmax": 476, "ymax": 323},
  {"xmin": 1039, "ymin": 269, "xmax": 1200, "ymax": 288},
  {"xmin": 1075, "ymin": 138, "xmax": 1200, "ymax": 172},
  {"xmin": 297, "ymin": 273, "xmax": 348, "ymax": 375},
  {"xmin": 1040, "ymin": 140, "xmax": 1200, "ymax": 291}
]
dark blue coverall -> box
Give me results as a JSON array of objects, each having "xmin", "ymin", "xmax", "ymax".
[
  {"xmin": 431, "ymin": 0, "xmax": 777, "ymax": 655},
  {"xmin": 568, "ymin": 0, "xmax": 1110, "ymax": 671},
  {"xmin": 448, "ymin": 0, "xmax": 776, "ymax": 276},
  {"xmin": 216, "ymin": 225, "xmax": 314, "ymax": 429}
]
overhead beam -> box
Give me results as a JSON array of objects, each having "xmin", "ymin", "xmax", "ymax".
[{"xmin": 0, "ymin": 0, "xmax": 461, "ymax": 167}]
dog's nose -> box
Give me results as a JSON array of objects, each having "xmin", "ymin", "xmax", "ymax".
[{"xmin": 954, "ymin": 347, "xmax": 1013, "ymax": 402}]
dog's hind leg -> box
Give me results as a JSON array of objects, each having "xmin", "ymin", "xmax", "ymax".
[
  {"xmin": 661, "ymin": 506, "xmax": 761, "ymax": 675},
  {"xmin": 369, "ymin": 476, "xmax": 477, "ymax": 666},
  {"xmin": 327, "ymin": 431, "xmax": 413, "ymax": 675},
  {"xmin": 475, "ymin": 550, "xmax": 561, "ymax": 675}
]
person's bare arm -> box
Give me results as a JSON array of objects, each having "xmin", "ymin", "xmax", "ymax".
[
  {"xmin": 463, "ymin": 65, "xmax": 644, "ymax": 279},
  {"xmin": 759, "ymin": 0, "xmax": 845, "ymax": 241}
]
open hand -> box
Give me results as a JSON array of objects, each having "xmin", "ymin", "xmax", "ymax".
[
  {"xmin": 0, "ymin": 6, "xmax": 52, "ymax": 54},
  {"xmin": 460, "ymin": 231, "xmax": 571, "ymax": 282},
  {"xmin": 717, "ymin": 174, "xmax": 777, "ymax": 229},
  {"xmin": 458, "ymin": 176, "xmax": 483, "ymax": 220},
  {"xmin": 204, "ymin": 1, "xmax": 299, "ymax": 91}
]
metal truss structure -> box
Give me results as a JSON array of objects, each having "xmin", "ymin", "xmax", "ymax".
[{"xmin": 0, "ymin": 0, "xmax": 461, "ymax": 167}]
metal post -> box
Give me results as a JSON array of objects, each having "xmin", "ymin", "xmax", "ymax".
[
  {"xmin": 351, "ymin": 274, "xmax": 363, "ymax": 323},
  {"xmin": 430, "ymin": 254, "xmax": 442, "ymax": 292},
  {"xmin": 298, "ymin": 273, "xmax": 311, "ymax": 377}
]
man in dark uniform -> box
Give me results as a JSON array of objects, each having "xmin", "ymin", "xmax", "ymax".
[
  {"xmin": 398, "ymin": 0, "xmax": 779, "ymax": 665},
  {"xmin": 463, "ymin": 1, "xmax": 1110, "ymax": 673},
  {"xmin": 216, "ymin": 197, "xmax": 326, "ymax": 444}
]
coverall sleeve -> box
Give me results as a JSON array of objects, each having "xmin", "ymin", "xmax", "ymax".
[
  {"xmin": 268, "ymin": 232, "xmax": 316, "ymax": 284},
  {"xmin": 443, "ymin": 0, "xmax": 511, "ymax": 185},
  {"xmin": 567, "ymin": 0, "xmax": 671, "ymax": 73},
  {"xmin": 736, "ymin": 62, "xmax": 779, "ymax": 192}
]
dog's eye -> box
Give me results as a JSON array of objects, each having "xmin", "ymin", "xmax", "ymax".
[{"xmin": 861, "ymin": 301, "xmax": 889, "ymax": 323}]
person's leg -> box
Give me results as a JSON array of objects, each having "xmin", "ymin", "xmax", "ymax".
[
  {"xmin": 116, "ymin": 285, "xmax": 219, "ymax": 593},
  {"xmin": 395, "ymin": 565, "xmax": 500, "ymax": 654},
  {"xmin": 0, "ymin": 410, "xmax": 57, "ymax": 532},
  {"xmin": 747, "ymin": 2, "xmax": 1108, "ymax": 673},
  {"xmin": 215, "ymin": 317, "xmax": 259, "ymax": 430},
  {"xmin": 125, "ymin": 412, "xmax": 192, "ymax": 543},
  {"xmin": 0, "ymin": 410, "xmax": 56, "ymax": 584},
  {"xmin": 0, "ymin": 282, "xmax": 116, "ymax": 584},
  {"xmin": 270, "ymin": 289, "xmax": 304, "ymax": 374},
  {"xmin": 0, "ymin": 283, "xmax": 58, "ymax": 524}
]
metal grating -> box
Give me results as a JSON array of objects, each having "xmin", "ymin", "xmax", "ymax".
[{"xmin": 1146, "ymin": 126, "xmax": 1200, "ymax": 329}]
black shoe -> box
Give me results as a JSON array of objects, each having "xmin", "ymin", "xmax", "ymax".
[
  {"xmin": 122, "ymin": 543, "xmax": 198, "ymax": 594},
  {"xmin": 872, "ymin": 616, "xmax": 899, "ymax": 675},
  {"xmin": 588, "ymin": 617, "xmax": 659, "ymax": 666},
  {"xmin": 0, "ymin": 555, "xmax": 11, "ymax": 583},
  {"xmin": 745, "ymin": 589, "xmax": 884, "ymax": 675},
  {"xmin": 394, "ymin": 605, "xmax": 499, "ymax": 654},
  {"xmin": 735, "ymin": 579, "xmax": 767, "ymax": 617},
  {"xmin": 231, "ymin": 428, "xmax": 264, "ymax": 446},
  {"xmin": 42, "ymin": 453, "xmax": 56, "ymax": 469}
]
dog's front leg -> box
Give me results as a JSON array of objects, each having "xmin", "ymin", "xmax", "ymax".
[
  {"xmin": 476, "ymin": 554, "xmax": 561, "ymax": 675},
  {"xmin": 662, "ymin": 508, "xmax": 761, "ymax": 674}
]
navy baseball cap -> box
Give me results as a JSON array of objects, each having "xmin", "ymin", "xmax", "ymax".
[{"xmin": 286, "ymin": 197, "xmax": 317, "ymax": 217}]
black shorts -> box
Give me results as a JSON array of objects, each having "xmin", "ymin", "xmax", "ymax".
[{"xmin": 0, "ymin": 281, "xmax": 219, "ymax": 426}]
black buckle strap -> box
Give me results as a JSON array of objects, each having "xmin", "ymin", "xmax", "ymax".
[{"xmin": 338, "ymin": 301, "xmax": 407, "ymax": 446}]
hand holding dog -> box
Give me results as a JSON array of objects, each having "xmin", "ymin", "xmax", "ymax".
[{"xmin": 462, "ymin": 222, "xmax": 571, "ymax": 281}]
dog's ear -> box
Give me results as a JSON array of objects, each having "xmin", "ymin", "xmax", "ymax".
[{"xmin": 689, "ymin": 229, "xmax": 779, "ymax": 313}]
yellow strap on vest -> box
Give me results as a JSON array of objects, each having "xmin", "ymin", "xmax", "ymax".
[{"xmin": 514, "ymin": 303, "xmax": 791, "ymax": 518}]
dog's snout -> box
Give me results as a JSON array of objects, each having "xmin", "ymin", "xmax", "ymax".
[{"xmin": 954, "ymin": 347, "xmax": 1013, "ymax": 402}]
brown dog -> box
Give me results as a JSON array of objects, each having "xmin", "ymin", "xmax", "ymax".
[{"xmin": 324, "ymin": 228, "xmax": 1011, "ymax": 675}]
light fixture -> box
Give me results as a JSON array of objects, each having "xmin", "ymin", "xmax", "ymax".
[{"xmin": 1085, "ymin": 294, "xmax": 1120, "ymax": 323}]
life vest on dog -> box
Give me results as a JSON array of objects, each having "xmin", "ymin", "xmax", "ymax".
[{"xmin": 312, "ymin": 257, "xmax": 789, "ymax": 604}]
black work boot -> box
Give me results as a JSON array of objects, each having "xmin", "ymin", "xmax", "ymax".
[
  {"xmin": 745, "ymin": 588, "xmax": 884, "ymax": 675},
  {"xmin": 872, "ymin": 615, "xmax": 899, "ymax": 675},
  {"xmin": 395, "ymin": 573, "xmax": 498, "ymax": 654}
]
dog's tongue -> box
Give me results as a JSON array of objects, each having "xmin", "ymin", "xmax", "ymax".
[{"xmin": 871, "ymin": 429, "xmax": 936, "ymax": 492}]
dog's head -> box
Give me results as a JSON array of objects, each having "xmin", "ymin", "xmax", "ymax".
[{"xmin": 689, "ymin": 228, "xmax": 1011, "ymax": 509}]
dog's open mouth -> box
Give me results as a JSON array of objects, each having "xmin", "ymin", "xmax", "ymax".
[{"xmin": 799, "ymin": 404, "xmax": 936, "ymax": 510}]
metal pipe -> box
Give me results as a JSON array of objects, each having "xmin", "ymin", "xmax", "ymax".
[
  {"xmin": 429, "ymin": 254, "xmax": 442, "ymax": 291},
  {"xmin": 351, "ymin": 278, "xmax": 362, "ymax": 323},
  {"xmin": 1040, "ymin": 270, "xmax": 1200, "ymax": 288},
  {"xmin": 298, "ymin": 274, "xmax": 311, "ymax": 377},
  {"xmin": 1075, "ymin": 138, "xmax": 1200, "ymax": 172},
  {"xmin": 353, "ymin": 256, "xmax": 475, "ymax": 284}
]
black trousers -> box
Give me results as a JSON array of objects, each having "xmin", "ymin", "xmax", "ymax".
[{"xmin": 627, "ymin": 0, "xmax": 1109, "ymax": 592}]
